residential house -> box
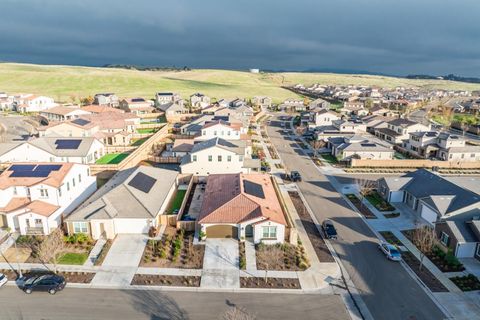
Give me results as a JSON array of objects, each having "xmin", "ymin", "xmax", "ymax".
[
  {"xmin": 65, "ymin": 166, "xmax": 179, "ymax": 239},
  {"xmin": 312, "ymin": 109, "xmax": 340, "ymax": 127},
  {"xmin": 308, "ymin": 98, "xmax": 330, "ymax": 110},
  {"xmin": 171, "ymin": 139, "xmax": 195, "ymax": 157},
  {"xmin": 190, "ymin": 93, "xmax": 211, "ymax": 109},
  {"xmin": 252, "ymin": 96, "xmax": 272, "ymax": 109},
  {"xmin": 374, "ymin": 118, "xmax": 430, "ymax": 144},
  {"xmin": 156, "ymin": 92, "xmax": 182, "ymax": 106},
  {"xmin": 81, "ymin": 105, "xmax": 124, "ymax": 114},
  {"xmin": 0, "ymin": 137, "xmax": 105, "ymax": 164},
  {"xmin": 0, "ymin": 163, "xmax": 96, "ymax": 235},
  {"xmin": 180, "ymin": 138, "xmax": 260, "ymax": 176},
  {"xmin": 40, "ymin": 106, "xmax": 91, "ymax": 122},
  {"xmin": 279, "ymin": 98, "xmax": 306, "ymax": 112},
  {"xmin": 328, "ymin": 135, "xmax": 394, "ymax": 160},
  {"xmin": 13, "ymin": 94, "xmax": 57, "ymax": 113},
  {"xmin": 195, "ymin": 120, "xmax": 246, "ymax": 141},
  {"xmin": 230, "ymin": 98, "xmax": 247, "ymax": 109},
  {"xmin": 157, "ymin": 102, "xmax": 188, "ymax": 122},
  {"xmin": 198, "ymin": 173, "xmax": 287, "ymax": 244},
  {"xmin": 369, "ymin": 105, "xmax": 393, "ymax": 116},
  {"xmin": 119, "ymin": 98, "xmax": 155, "ymax": 116},
  {"xmin": 361, "ymin": 114, "xmax": 394, "ymax": 133},
  {"xmin": 94, "ymin": 93, "xmax": 119, "ymax": 107},
  {"xmin": 341, "ymin": 101, "xmax": 368, "ymax": 117}
]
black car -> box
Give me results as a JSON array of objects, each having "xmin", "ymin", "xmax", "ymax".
[
  {"xmin": 322, "ymin": 219, "xmax": 338, "ymax": 240},
  {"xmin": 290, "ymin": 171, "xmax": 302, "ymax": 182},
  {"xmin": 22, "ymin": 274, "xmax": 66, "ymax": 295}
]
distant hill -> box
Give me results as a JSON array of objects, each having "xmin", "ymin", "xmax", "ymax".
[{"xmin": 407, "ymin": 74, "xmax": 480, "ymax": 84}]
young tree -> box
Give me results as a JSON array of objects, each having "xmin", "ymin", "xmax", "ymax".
[
  {"xmin": 37, "ymin": 229, "xmax": 65, "ymax": 273},
  {"xmin": 356, "ymin": 179, "xmax": 377, "ymax": 209},
  {"xmin": 412, "ymin": 225, "xmax": 436, "ymax": 271},
  {"xmin": 80, "ymin": 96, "xmax": 94, "ymax": 106}
]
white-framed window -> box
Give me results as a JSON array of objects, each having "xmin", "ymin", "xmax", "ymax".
[
  {"xmin": 72, "ymin": 178, "xmax": 76, "ymax": 187},
  {"xmin": 73, "ymin": 222, "xmax": 88, "ymax": 233},
  {"xmin": 40, "ymin": 188, "xmax": 49, "ymax": 198},
  {"xmin": 67, "ymin": 182, "xmax": 70, "ymax": 191},
  {"xmin": 208, "ymin": 155, "xmax": 212, "ymax": 162},
  {"xmin": 440, "ymin": 232, "xmax": 449, "ymax": 246},
  {"xmin": 192, "ymin": 155, "xmax": 197, "ymax": 162},
  {"xmin": 262, "ymin": 226, "xmax": 277, "ymax": 239},
  {"xmin": 13, "ymin": 186, "xmax": 17, "ymax": 195},
  {"xmin": 78, "ymin": 174, "xmax": 82, "ymax": 183},
  {"xmin": 227, "ymin": 155, "xmax": 232, "ymax": 162},
  {"xmin": 218, "ymin": 155, "xmax": 222, "ymax": 162},
  {"xmin": 58, "ymin": 186, "xmax": 62, "ymax": 198}
]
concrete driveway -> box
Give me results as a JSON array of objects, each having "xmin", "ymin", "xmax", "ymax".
[
  {"xmin": 201, "ymin": 238, "xmax": 240, "ymax": 288},
  {"xmin": 91, "ymin": 234, "xmax": 147, "ymax": 286}
]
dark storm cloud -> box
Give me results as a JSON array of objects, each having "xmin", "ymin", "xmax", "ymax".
[{"xmin": 1, "ymin": 0, "xmax": 479, "ymax": 75}]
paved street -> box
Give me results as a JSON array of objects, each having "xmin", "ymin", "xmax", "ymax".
[
  {"xmin": 0, "ymin": 286, "xmax": 349, "ymax": 320},
  {"xmin": 266, "ymin": 116, "xmax": 446, "ymax": 320}
]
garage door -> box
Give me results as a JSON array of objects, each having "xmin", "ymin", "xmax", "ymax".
[
  {"xmin": 420, "ymin": 204, "xmax": 438, "ymax": 224},
  {"xmin": 206, "ymin": 225, "xmax": 238, "ymax": 238},
  {"xmin": 114, "ymin": 219, "xmax": 149, "ymax": 234},
  {"xmin": 389, "ymin": 191, "xmax": 404, "ymax": 203},
  {"xmin": 456, "ymin": 243, "xmax": 477, "ymax": 258}
]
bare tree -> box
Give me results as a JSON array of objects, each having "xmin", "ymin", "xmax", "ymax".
[
  {"xmin": 412, "ymin": 225, "xmax": 436, "ymax": 271},
  {"xmin": 223, "ymin": 306, "xmax": 256, "ymax": 320},
  {"xmin": 356, "ymin": 179, "xmax": 377, "ymax": 208},
  {"xmin": 36, "ymin": 229, "xmax": 65, "ymax": 273}
]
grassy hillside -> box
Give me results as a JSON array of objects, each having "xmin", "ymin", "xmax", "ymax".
[{"xmin": 0, "ymin": 63, "xmax": 479, "ymax": 104}]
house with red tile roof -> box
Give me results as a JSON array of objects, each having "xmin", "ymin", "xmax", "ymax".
[{"xmin": 198, "ymin": 173, "xmax": 287, "ymax": 244}]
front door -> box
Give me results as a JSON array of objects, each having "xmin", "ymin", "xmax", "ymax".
[
  {"xmin": 245, "ymin": 224, "xmax": 253, "ymax": 238},
  {"xmin": 99, "ymin": 223, "xmax": 106, "ymax": 238}
]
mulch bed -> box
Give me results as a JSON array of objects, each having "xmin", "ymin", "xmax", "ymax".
[
  {"xmin": 383, "ymin": 212, "xmax": 400, "ymax": 219},
  {"xmin": 131, "ymin": 274, "xmax": 200, "ymax": 287},
  {"xmin": 288, "ymin": 191, "xmax": 335, "ymax": 263},
  {"xmin": 450, "ymin": 274, "xmax": 480, "ymax": 291},
  {"xmin": 239, "ymin": 242, "xmax": 246, "ymax": 270},
  {"xmin": 256, "ymin": 243, "xmax": 309, "ymax": 271},
  {"xmin": 140, "ymin": 228, "xmax": 205, "ymax": 269},
  {"xmin": 0, "ymin": 269, "xmax": 95, "ymax": 283},
  {"xmin": 379, "ymin": 231, "xmax": 403, "ymax": 246},
  {"xmin": 345, "ymin": 194, "xmax": 377, "ymax": 219},
  {"xmin": 94, "ymin": 239, "xmax": 113, "ymax": 266},
  {"xmin": 240, "ymin": 277, "xmax": 301, "ymax": 289}
]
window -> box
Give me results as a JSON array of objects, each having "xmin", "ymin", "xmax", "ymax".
[
  {"xmin": 78, "ymin": 174, "xmax": 82, "ymax": 183},
  {"xmin": 218, "ymin": 155, "xmax": 222, "ymax": 162},
  {"xmin": 58, "ymin": 186, "xmax": 62, "ymax": 198},
  {"xmin": 440, "ymin": 232, "xmax": 449, "ymax": 246},
  {"xmin": 214, "ymin": 131, "xmax": 217, "ymax": 136},
  {"xmin": 208, "ymin": 155, "xmax": 212, "ymax": 162},
  {"xmin": 40, "ymin": 189, "xmax": 49, "ymax": 198},
  {"xmin": 471, "ymin": 154, "xmax": 476, "ymax": 158},
  {"xmin": 262, "ymin": 226, "xmax": 277, "ymax": 239},
  {"xmin": 227, "ymin": 155, "xmax": 232, "ymax": 162},
  {"xmin": 73, "ymin": 222, "xmax": 88, "ymax": 233},
  {"xmin": 72, "ymin": 178, "xmax": 76, "ymax": 187},
  {"xmin": 34, "ymin": 219, "xmax": 42, "ymax": 225},
  {"xmin": 13, "ymin": 187, "xmax": 17, "ymax": 195},
  {"xmin": 227, "ymin": 131, "xmax": 231, "ymax": 136},
  {"xmin": 202, "ymin": 130, "xmax": 206, "ymax": 136},
  {"xmin": 67, "ymin": 182, "xmax": 70, "ymax": 191},
  {"xmin": 239, "ymin": 155, "xmax": 244, "ymax": 161},
  {"xmin": 192, "ymin": 155, "xmax": 197, "ymax": 162}
]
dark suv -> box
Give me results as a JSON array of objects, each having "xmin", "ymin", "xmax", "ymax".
[
  {"xmin": 322, "ymin": 219, "xmax": 338, "ymax": 240},
  {"xmin": 23, "ymin": 274, "xmax": 66, "ymax": 295},
  {"xmin": 290, "ymin": 171, "xmax": 302, "ymax": 182}
]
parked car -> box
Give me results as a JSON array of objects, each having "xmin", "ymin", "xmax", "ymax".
[
  {"xmin": 322, "ymin": 219, "xmax": 338, "ymax": 240},
  {"xmin": 0, "ymin": 273, "xmax": 7, "ymax": 288},
  {"xmin": 290, "ymin": 171, "xmax": 302, "ymax": 182},
  {"xmin": 22, "ymin": 274, "xmax": 66, "ymax": 294},
  {"xmin": 378, "ymin": 242, "xmax": 402, "ymax": 261}
]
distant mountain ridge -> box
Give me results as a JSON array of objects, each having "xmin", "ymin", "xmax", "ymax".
[{"xmin": 407, "ymin": 74, "xmax": 480, "ymax": 84}]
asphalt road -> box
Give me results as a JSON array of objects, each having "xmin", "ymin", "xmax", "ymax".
[
  {"xmin": 267, "ymin": 116, "xmax": 446, "ymax": 320},
  {"xmin": 0, "ymin": 286, "xmax": 349, "ymax": 320}
]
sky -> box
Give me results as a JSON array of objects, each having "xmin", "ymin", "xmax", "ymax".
[{"xmin": 1, "ymin": 0, "xmax": 480, "ymax": 76}]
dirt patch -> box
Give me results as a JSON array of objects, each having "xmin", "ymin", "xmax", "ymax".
[
  {"xmin": 131, "ymin": 274, "xmax": 200, "ymax": 287},
  {"xmin": 240, "ymin": 277, "xmax": 301, "ymax": 289},
  {"xmin": 239, "ymin": 242, "xmax": 246, "ymax": 270},
  {"xmin": 345, "ymin": 194, "xmax": 377, "ymax": 219},
  {"xmin": 256, "ymin": 243, "xmax": 309, "ymax": 271},
  {"xmin": 140, "ymin": 228, "xmax": 205, "ymax": 269},
  {"xmin": 288, "ymin": 191, "xmax": 335, "ymax": 263},
  {"xmin": 94, "ymin": 239, "xmax": 113, "ymax": 266}
]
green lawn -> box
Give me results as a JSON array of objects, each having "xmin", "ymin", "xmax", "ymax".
[
  {"xmin": 1, "ymin": 63, "xmax": 479, "ymax": 105},
  {"xmin": 168, "ymin": 189, "xmax": 187, "ymax": 213},
  {"xmin": 365, "ymin": 192, "xmax": 395, "ymax": 211},
  {"xmin": 136, "ymin": 128, "xmax": 157, "ymax": 134},
  {"xmin": 320, "ymin": 153, "xmax": 338, "ymax": 164},
  {"xmin": 95, "ymin": 153, "xmax": 129, "ymax": 164},
  {"xmin": 57, "ymin": 252, "xmax": 89, "ymax": 265},
  {"xmin": 131, "ymin": 137, "xmax": 149, "ymax": 146}
]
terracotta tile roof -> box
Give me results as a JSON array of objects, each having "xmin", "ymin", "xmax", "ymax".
[
  {"xmin": 81, "ymin": 105, "xmax": 124, "ymax": 114},
  {"xmin": 0, "ymin": 163, "xmax": 74, "ymax": 190},
  {"xmin": 25, "ymin": 200, "xmax": 59, "ymax": 217},
  {"xmin": 198, "ymin": 174, "xmax": 286, "ymax": 225},
  {"xmin": 41, "ymin": 106, "xmax": 86, "ymax": 116},
  {"xmin": 0, "ymin": 197, "xmax": 30, "ymax": 213}
]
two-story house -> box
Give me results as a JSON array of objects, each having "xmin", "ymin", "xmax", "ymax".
[
  {"xmin": 118, "ymin": 98, "xmax": 155, "ymax": 116},
  {"xmin": 312, "ymin": 109, "xmax": 340, "ymax": 127},
  {"xmin": 375, "ymin": 118, "xmax": 430, "ymax": 144},
  {"xmin": 195, "ymin": 120, "xmax": 246, "ymax": 141},
  {"xmin": 13, "ymin": 94, "xmax": 57, "ymax": 113},
  {"xmin": 0, "ymin": 163, "xmax": 96, "ymax": 235},
  {"xmin": 156, "ymin": 92, "xmax": 182, "ymax": 106},
  {"xmin": 40, "ymin": 106, "xmax": 91, "ymax": 122},
  {"xmin": 94, "ymin": 93, "xmax": 119, "ymax": 107},
  {"xmin": 341, "ymin": 101, "xmax": 368, "ymax": 116},
  {"xmin": 252, "ymin": 96, "xmax": 272, "ymax": 109},
  {"xmin": 190, "ymin": 93, "xmax": 211, "ymax": 109}
]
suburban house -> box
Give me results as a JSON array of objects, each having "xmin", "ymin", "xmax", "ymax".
[
  {"xmin": 156, "ymin": 92, "xmax": 182, "ymax": 106},
  {"xmin": 0, "ymin": 137, "xmax": 105, "ymax": 164},
  {"xmin": 195, "ymin": 120, "xmax": 246, "ymax": 141},
  {"xmin": 118, "ymin": 98, "xmax": 155, "ymax": 116},
  {"xmin": 230, "ymin": 98, "xmax": 247, "ymax": 109},
  {"xmin": 404, "ymin": 131, "xmax": 480, "ymax": 162},
  {"xmin": 65, "ymin": 166, "xmax": 179, "ymax": 239},
  {"xmin": 378, "ymin": 169, "xmax": 480, "ymax": 226},
  {"xmin": 327, "ymin": 135, "xmax": 394, "ymax": 160},
  {"xmin": 341, "ymin": 101, "xmax": 368, "ymax": 116},
  {"xmin": 158, "ymin": 102, "xmax": 188, "ymax": 122},
  {"xmin": 198, "ymin": 173, "xmax": 287, "ymax": 244},
  {"xmin": 279, "ymin": 98, "xmax": 306, "ymax": 112},
  {"xmin": 13, "ymin": 94, "xmax": 57, "ymax": 113},
  {"xmin": 180, "ymin": 137, "xmax": 260, "ymax": 176},
  {"xmin": 252, "ymin": 96, "xmax": 272, "ymax": 109},
  {"xmin": 308, "ymin": 98, "xmax": 330, "ymax": 110},
  {"xmin": 0, "ymin": 163, "xmax": 96, "ymax": 235},
  {"xmin": 374, "ymin": 118, "xmax": 430, "ymax": 144},
  {"xmin": 369, "ymin": 105, "xmax": 394, "ymax": 116},
  {"xmin": 170, "ymin": 139, "xmax": 195, "ymax": 157},
  {"xmin": 311, "ymin": 109, "xmax": 341, "ymax": 127},
  {"xmin": 190, "ymin": 93, "xmax": 211, "ymax": 109},
  {"xmin": 361, "ymin": 114, "xmax": 394, "ymax": 133},
  {"xmin": 94, "ymin": 93, "xmax": 119, "ymax": 107},
  {"xmin": 81, "ymin": 105, "xmax": 124, "ymax": 114},
  {"xmin": 40, "ymin": 106, "xmax": 91, "ymax": 122}
]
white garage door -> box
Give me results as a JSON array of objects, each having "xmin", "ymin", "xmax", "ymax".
[
  {"xmin": 456, "ymin": 243, "xmax": 477, "ymax": 258},
  {"xmin": 420, "ymin": 204, "xmax": 438, "ymax": 224},
  {"xmin": 389, "ymin": 191, "xmax": 404, "ymax": 203},
  {"xmin": 114, "ymin": 219, "xmax": 150, "ymax": 234}
]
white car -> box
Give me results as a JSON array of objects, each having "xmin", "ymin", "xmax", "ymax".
[
  {"xmin": 378, "ymin": 242, "xmax": 402, "ymax": 261},
  {"xmin": 0, "ymin": 273, "xmax": 8, "ymax": 287}
]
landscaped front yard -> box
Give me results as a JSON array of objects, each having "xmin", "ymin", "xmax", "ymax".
[
  {"xmin": 365, "ymin": 191, "xmax": 395, "ymax": 211},
  {"xmin": 345, "ymin": 194, "xmax": 377, "ymax": 219},
  {"xmin": 320, "ymin": 153, "xmax": 338, "ymax": 164},
  {"xmin": 450, "ymin": 274, "xmax": 480, "ymax": 291},
  {"xmin": 95, "ymin": 153, "xmax": 129, "ymax": 164},
  {"xmin": 256, "ymin": 242, "xmax": 309, "ymax": 271}
]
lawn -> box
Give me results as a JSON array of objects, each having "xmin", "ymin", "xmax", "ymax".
[
  {"xmin": 95, "ymin": 153, "xmax": 129, "ymax": 164},
  {"xmin": 168, "ymin": 190, "xmax": 187, "ymax": 213},
  {"xmin": 57, "ymin": 252, "xmax": 89, "ymax": 265},
  {"xmin": 320, "ymin": 153, "xmax": 338, "ymax": 164},
  {"xmin": 130, "ymin": 137, "xmax": 149, "ymax": 146},
  {"xmin": 136, "ymin": 128, "xmax": 157, "ymax": 134},
  {"xmin": 365, "ymin": 191, "xmax": 395, "ymax": 211},
  {"xmin": 1, "ymin": 63, "xmax": 479, "ymax": 105}
]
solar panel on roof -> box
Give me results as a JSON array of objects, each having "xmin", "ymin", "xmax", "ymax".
[
  {"xmin": 243, "ymin": 180, "xmax": 265, "ymax": 199},
  {"xmin": 10, "ymin": 169, "xmax": 50, "ymax": 178},
  {"xmin": 8, "ymin": 164, "xmax": 36, "ymax": 172},
  {"xmin": 34, "ymin": 164, "xmax": 62, "ymax": 172},
  {"xmin": 131, "ymin": 98, "xmax": 145, "ymax": 102},
  {"xmin": 128, "ymin": 172, "xmax": 157, "ymax": 193},
  {"xmin": 360, "ymin": 143, "xmax": 377, "ymax": 147},
  {"xmin": 72, "ymin": 118, "xmax": 91, "ymax": 126},
  {"xmin": 55, "ymin": 139, "xmax": 82, "ymax": 150}
]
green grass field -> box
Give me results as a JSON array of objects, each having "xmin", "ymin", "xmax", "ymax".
[
  {"xmin": 95, "ymin": 153, "xmax": 129, "ymax": 164},
  {"xmin": 136, "ymin": 128, "xmax": 157, "ymax": 134},
  {"xmin": 168, "ymin": 190, "xmax": 187, "ymax": 213},
  {"xmin": 1, "ymin": 63, "xmax": 480, "ymax": 104},
  {"xmin": 57, "ymin": 252, "xmax": 89, "ymax": 265}
]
